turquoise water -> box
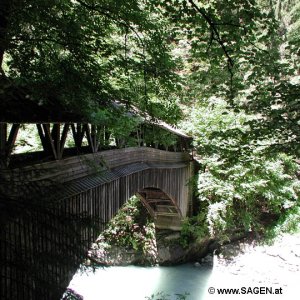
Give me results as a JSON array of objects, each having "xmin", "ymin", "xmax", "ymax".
[
  {"xmin": 67, "ymin": 263, "xmax": 213, "ymax": 300},
  {"xmin": 66, "ymin": 261, "xmax": 294, "ymax": 300}
]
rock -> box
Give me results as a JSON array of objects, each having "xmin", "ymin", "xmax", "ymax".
[
  {"xmin": 157, "ymin": 246, "xmax": 171, "ymax": 262},
  {"xmin": 212, "ymin": 232, "xmax": 300, "ymax": 287},
  {"xmin": 164, "ymin": 232, "xmax": 181, "ymax": 241},
  {"xmin": 201, "ymin": 254, "xmax": 214, "ymax": 266},
  {"xmin": 170, "ymin": 244, "xmax": 186, "ymax": 262},
  {"xmin": 89, "ymin": 228, "xmax": 224, "ymax": 266}
]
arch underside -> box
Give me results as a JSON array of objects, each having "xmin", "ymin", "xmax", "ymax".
[
  {"xmin": 136, "ymin": 187, "xmax": 183, "ymax": 231},
  {"xmin": 57, "ymin": 164, "xmax": 191, "ymax": 232},
  {"xmin": 116, "ymin": 164, "xmax": 191, "ymax": 231}
]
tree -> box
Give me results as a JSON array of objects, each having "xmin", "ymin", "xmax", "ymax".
[
  {"xmin": 174, "ymin": 0, "xmax": 300, "ymax": 240},
  {"xmin": 151, "ymin": 0, "xmax": 300, "ymax": 155},
  {"xmin": 182, "ymin": 98, "xmax": 300, "ymax": 240},
  {"xmin": 0, "ymin": 0, "xmax": 182, "ymax": 123}
]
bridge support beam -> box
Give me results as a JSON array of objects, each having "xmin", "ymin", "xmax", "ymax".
[
  {"xmin": 137, "ymin": 188, "xmax": 183, "ymax": 231},
  {"xmin": 0, "ymin": 123, "xmax": 20, "ymax": 168},
  {"xmin": 37, "ymin": 123, "xmax": 70, "ymax": 160}
]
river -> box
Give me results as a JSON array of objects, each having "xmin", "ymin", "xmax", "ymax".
[
  {"xmin": 66, "ymin": 263, "xmax": 213, "ymax": 300},
  {"xmin": 65, "ymin": 241, "xmax": 297, "ymax": 300}
]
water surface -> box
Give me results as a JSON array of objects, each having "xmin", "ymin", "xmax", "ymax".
[{"xmin": 68, "ymin": 263, "xmax": 213, "ymax": 300}]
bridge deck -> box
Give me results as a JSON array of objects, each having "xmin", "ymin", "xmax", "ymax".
[{"xmin": 1, "ymin": 146, "xmax": 190, "ymax": 183}]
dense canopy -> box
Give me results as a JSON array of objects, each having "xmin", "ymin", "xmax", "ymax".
[{"xmin": 1, "ymin": 0, "xmax": 299, "ymax": 152}]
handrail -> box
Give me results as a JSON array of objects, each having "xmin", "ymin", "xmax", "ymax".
[{"xmin": 1, "ymin": 147, "xmax": 191, "ymax": 186}]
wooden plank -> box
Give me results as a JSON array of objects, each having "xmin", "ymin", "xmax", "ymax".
[
  {"xmin": 51, "ymin": 123, "xmax": 61, "ymax": 158},
  {"xmin": 146, "ymin": 199, "xmax": 171, "ymax": 203},
  {"xmin": 58, "ymin": 123, "xmax": 70, "ymax": 159},
  {"xmin": 42, "ymin": 124, "xmax": 58, "ymax": 159}
]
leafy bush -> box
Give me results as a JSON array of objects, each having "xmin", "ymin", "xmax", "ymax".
[
  {"xmin": 182, "ymin": 97, "xmax": 300, "ymax": 242},
  {"xmin": 197, "ymin": 153, "xmax": 299, "ymax": 240},
  {"xmin": 61, "ymin": 288, "xmax": 83, "ymax": 300},
  {"xmin": 98, "ymin": 196, "xmax": 157, "ymax": 260},
  {"xmin": 180, "ymin": 209, "xmax": 209, "ymax": 247}
]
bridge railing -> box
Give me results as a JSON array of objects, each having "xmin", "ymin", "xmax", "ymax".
[
  {"xmin": 0, "ymin": 122, "xmax": 192, "ymax": 168},
  {"xmin": 0, "ymin": 147, "xmax": 191, "ymax": 194}
]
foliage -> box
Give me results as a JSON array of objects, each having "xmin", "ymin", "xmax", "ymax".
[
  {"xmin": 1, "ymin": 0, "xmax": 181, "ymax": 122},
  {"xmin": 61, "ymin": 288, "xmax": 83, "ymax": 300},
  {"xmin": 180, "ymin": 210, "xmax": 209, "ymax": 248},
  {"xmin": 144, "ymin": 125, "xmax": 177, "ymax": 150},
  {"xmin": 92, "ymin": 107, "xmax": 142, "ymax": 148},
  {"xmin": 198, "ymin": 153, "xmax": 299, "ymax": 238},
  {"xmin": 96, "ymin": 196, "xmax": 157, "ymax": 263},
  {"xmin": 2, "ymin": 0, "xmax": 299, "ymax": 150},
  {"xmin": 162, "ymin": 0, "xmax": 300, "ymax": 155},
  {"xmin": 182, "ymin": 96, "xmax": 299, "ymax": 241},
  {"xmin": 264, "ymin": 206, "xmax": 300, "ymax": 241},
  {"xmin": 182, "ymin": 97, "xmax": 250, "ymax": 161},
  {"xmin": 13, "ymin": 124, "xmax": 43, "ymax": 153}
]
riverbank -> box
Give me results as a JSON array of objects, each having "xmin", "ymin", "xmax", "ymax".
[
  {"xmin": 205, "ymin": 231, "xmax": 300, "ymax": 299},
  {"xmin": 66, "ymin": 231, "xmax": 300, "ymax": 300},
  {"xmin": 213, "ymin": 231, "xmax": 300, "ymax": 285}
]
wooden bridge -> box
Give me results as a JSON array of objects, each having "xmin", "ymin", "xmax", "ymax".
[{"xmin": 0, "ymin": 119, "xmax": 194, "ymax": 300}]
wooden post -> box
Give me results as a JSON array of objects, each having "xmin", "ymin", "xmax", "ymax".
[
  {"xmin": 91, "ymin": 124, "xmax": 98, "ymax": 152},
  {"xmin": 0, "ymin": 123, "xmax": 20, "ymax": 167},
  {"xmin": 103, "ymin": 126, "xmax": 110, "ymax": 148},
  {"xmin": 71, "ymin": 123, "xmax": 84, "ymax": 149},
  {"xmin": 51, "ymin": 123, "xmax": 61, "ymax": 159},
  {"xmin": 43, "ymin": 123, "xmax": 57, "ymax": 159},
  {"xmin": 37, "ymin": 124, "xmax": 48, "ymax": 153},
  {"xmin": 37, "ymin": 123, "xmax": 70, "ymax": 160},
  {"xmin": 85, "ymin": 124, "xmax": 100, "ymax": 153},
  {"xmin": 59, "ymin": 124, "xmax": 70, "ymax": 159},
  {"xmin": 50, "ymin": 123, "xmax": 70, "ymax": 159},
  {"xmin": 6, "ymin": 124, "xmax": 20, "ymax": 160}
]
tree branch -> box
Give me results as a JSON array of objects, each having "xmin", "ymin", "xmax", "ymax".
[
  {"xmin": 188, "ymin": 0, "xmax": 234, "ymax": 69},
  {"xmin": 74, "ymin": 0, "xmax": 145, "ymax": 52},
  {"xmin": 9, "ymin": 37, "xmax": 86, "ymax": 48},
  {"xmin": 74, "ymin": 0, "xmax": 149, "ymax": 106}
]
